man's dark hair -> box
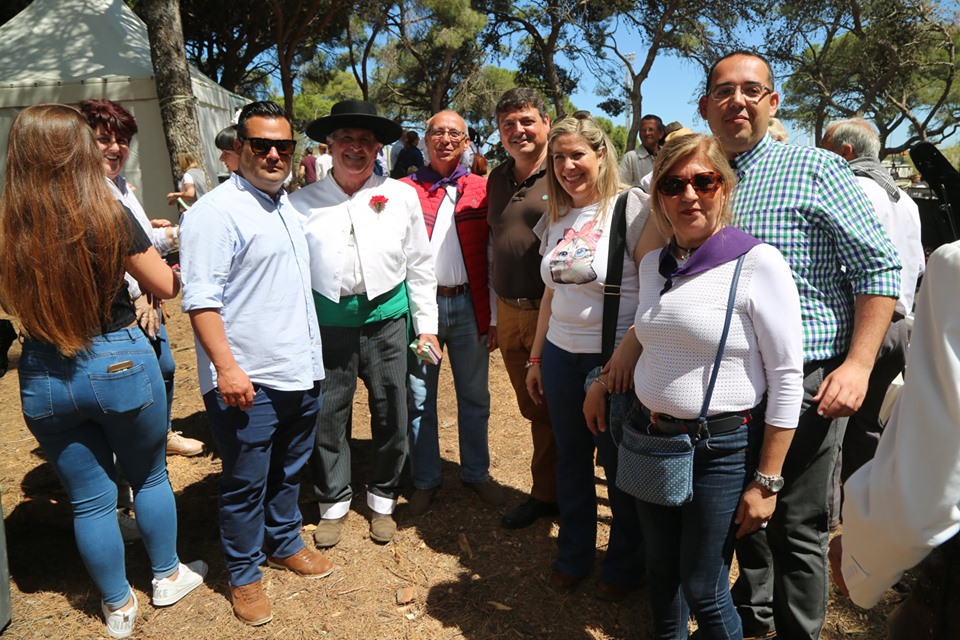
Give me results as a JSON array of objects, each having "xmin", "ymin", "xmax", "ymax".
[
  {"xmin": 215, "ymin": 124, "xmax": 237, "ymax": 151},
  {"xmin": 237, "ymin": 101, "xmax": 290, "ymax": 138},
  {"xmin": 705, "ymin": 50, "xmax": 775, "ymax": 94},
  {"xmin": 640, "ymin": 115, "xmax": 665, "ymax": 132},
  {"xmin": 495, "ymin": 88, "xmax": 547, "ymax": 123}
]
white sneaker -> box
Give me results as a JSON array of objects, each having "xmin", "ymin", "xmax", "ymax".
[
  {"xmin": 101, "ymin": 593, "xmax": 137, "ymax": 639},
  {"xmin": 152, "ymin": 560, "xmax": 208, "ymax": 607},
  {"xmin": 116, "ymin": 509, "xmax": 141, "ymax": 543}
]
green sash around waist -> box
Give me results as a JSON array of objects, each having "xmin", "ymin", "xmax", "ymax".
[{"xmin": 314, "ymin": 282, "xmax": 409, "ymax": 328}]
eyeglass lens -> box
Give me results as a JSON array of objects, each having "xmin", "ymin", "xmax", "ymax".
[
  {"xmin": 657, "ymin": 172, "xmax": 724, "ymax": 196},
  {"xmin": 245, "ymin": 137, "xmax": 297, "ymax": 155}
]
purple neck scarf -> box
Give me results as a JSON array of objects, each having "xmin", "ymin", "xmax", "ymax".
[
  {"xmin": 658, "ymin": 226, "xmax": 762, "ymax": 295},
  {"xmin": 414, "ymin": 163, "xmax": 469, "ymax": 193}
]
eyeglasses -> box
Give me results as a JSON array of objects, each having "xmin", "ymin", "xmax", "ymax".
[
  {"xmin": 96, "ymin": 135, "xmax": 130, "ymax": 147},
  {"xmin": 656, "ymin": 172, "xmax": 724, "ymax": 196},
  {"xmin": 240, "ymin": 137, "xmax": 297, "ymax": 156},
  {"xmin": 706, "ymin": 82, "xmax": 773, "ymax": 103},
  {"xmin": 427, "ymin": 128, "xmax": 466, "ymax": 142}
]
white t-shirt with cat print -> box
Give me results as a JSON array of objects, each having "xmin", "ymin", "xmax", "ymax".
[{"xmin": 535, "ymin": 188, "xmax": 650, "ymax": 354}]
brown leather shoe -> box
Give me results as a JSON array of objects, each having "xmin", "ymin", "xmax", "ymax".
[
  {"xmin": 550, "ymin": 570, "xmax": 583, "ymax": 593},
  {"xmin": 267, "ymin": 547, "xmax": 334, "ymax": 579},
  {"xmin": 462, "ymin": 479, "xmax": 507, "ymax": 506},
  {"xmin": 229, "ymin": 580, "xmax": 272, "ymax": 626},
  {"xmin": 595, "ymin": 579, "xmax": 636, "ymax": 602}
]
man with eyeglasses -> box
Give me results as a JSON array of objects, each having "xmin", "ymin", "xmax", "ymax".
[
  {"xmin": 619, "ymin": 114, "xmax": 665, "ymax": 188},
  {"xmin": 399, "ymin": 110, "xmax": 503, "ymax": 516},
  {"xmin": 290, "ymin": 99, "xmax": 438, "ymax": 549},
  {"xmin": 487, "ymin": 88, "xmax": 560, "ymax": 530},
  {"xmin": 698, "ymin": 51, "xmax": 901, "ymax": 640},
  {"xmin": 180, "ymin": 100, "xmax": 333, "ymax": 627}
]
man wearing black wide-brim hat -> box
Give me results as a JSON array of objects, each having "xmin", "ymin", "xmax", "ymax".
[{"xmin": 290, "ymin": 100, "xmax": 439, "ymax": 548}]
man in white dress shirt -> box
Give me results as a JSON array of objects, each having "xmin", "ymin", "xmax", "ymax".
[
  {"xmin": 821, "ymin": 118, "xmax": 925, "ymax": 512},
  {"xmin": 831, "ymin": 241, "xmax": 960, "ymax": 640},
  {"xmin": 400, "ymin": 110, "xmax": 502, "ymax": 515},
  {"xmin": 290, "ymin": 100, "xmax": 439, "ymax": 548}
]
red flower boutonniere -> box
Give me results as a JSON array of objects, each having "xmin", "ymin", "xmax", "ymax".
[{"xmin": 369, "ymin": 195, "xmax": 388, "ymax": 213}]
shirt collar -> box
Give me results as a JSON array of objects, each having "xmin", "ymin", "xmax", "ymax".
[
  {"xmin": 416, "ymin": 163, "xmax": 469, "ymax": 193},
  {"xmin": 231, "ymin": 172, "xmax": 286, "ymax": 207},
  {"xmin": 657, "ymin": 226, "xmax": 762, "ymax": 295},
  {"xmin": 505, "ymin": 156, "xmax": 547, "ymax": 190},
  {"xmin": 729, "ymin": 133, "xmax": 772, "ymax": 178}
]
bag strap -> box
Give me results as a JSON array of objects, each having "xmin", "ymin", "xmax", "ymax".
[
  {"xmin": 601, "ymin": 190, "xmax": 631, "ymax": 363},
  {"xmin": 698, "ymin": 253, "xmax": 746, "ymax": 430}
]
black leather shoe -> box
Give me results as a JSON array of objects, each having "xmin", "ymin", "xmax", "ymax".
[{"xmin": 500, "ymin": 497, "xmax": 560, "ymax": 529}]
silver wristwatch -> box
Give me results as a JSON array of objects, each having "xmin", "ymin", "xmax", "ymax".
[{"xmin": 753, "ymin": 470, "xmax": 785, "ymax": 494}]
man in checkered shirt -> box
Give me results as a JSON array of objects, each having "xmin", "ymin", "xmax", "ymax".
[{"xmin": 698, "ymin": 51, "xmax": 901, "ymax": 640}]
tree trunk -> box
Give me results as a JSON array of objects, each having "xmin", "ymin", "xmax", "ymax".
[
  {"xmin": 140, "ymin": 0, "xmax": 208, "ymax": 189},
  {"xmin": 543, "ymin": 57, "xmax": 566, "ymax": 118},
  {"xmin": 626, "ymin": 79, "xmax": 642, "ymax": 152}
]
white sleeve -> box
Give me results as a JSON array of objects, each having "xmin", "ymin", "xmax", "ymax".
[
  {"xmin": 624, "ymin": 187, "xmax": 651, "ymax": 256},
  {"xmin": 745, "ymin": 245, "xmax": 804, "ymax": 428},
  {"xmin": 181, "ymin": 172, "xmax": 195, "ymax": 186},
  {"xmin": 842, "ymin": 241, "xmax": 960, "ymax": 608},
  {"xmin": 403, "ymin": 193, "xmax": 439, "ymax": 335}
]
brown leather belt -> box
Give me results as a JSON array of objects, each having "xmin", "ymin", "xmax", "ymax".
[
  {"xmin": 437, "ymin": 284, "xmax": 469, "ymax": 297},
  {"xmin": 498, "ymin": 296, "xmax": 541, "ymax": 310}
]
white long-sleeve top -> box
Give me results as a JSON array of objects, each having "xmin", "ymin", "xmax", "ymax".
[
  {"xmin": 108, "ymin": 175, "xmax": 177, "ymax": 300},
  {"xmin": 633, "ymin": 243, "xmax": 804, "ymax": 427},
  {"xmin": 842, "ymin": 241, "xmax": 960, "ymax": 608},
  {"xmin": 289, "ymin": 173, "xmax": 438, "ymax": 335},
  {"xmin": 857, "ymin": 177, "xmax": 924, "ymax": 315}
]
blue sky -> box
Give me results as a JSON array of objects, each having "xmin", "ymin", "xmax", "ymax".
[{"xmin": 568, "ymin": 50, "xmax": 917, "ymax": 149}]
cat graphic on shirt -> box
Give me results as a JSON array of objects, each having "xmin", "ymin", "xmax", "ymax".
[{"xmin": 549, "ymin": 220, "xmax": 601, "ymax": 284}]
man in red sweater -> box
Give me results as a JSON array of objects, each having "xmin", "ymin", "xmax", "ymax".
[{"xmin": 401, "ymin": 110, "xmax": 503, "ymax": 514}]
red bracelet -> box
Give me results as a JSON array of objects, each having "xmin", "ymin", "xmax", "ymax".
[{"xmin": 525, "ymin": 357, "xmax": 542, "ymax": 369}]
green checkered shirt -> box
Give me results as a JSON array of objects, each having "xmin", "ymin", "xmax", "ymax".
[{"xmin": 733, "ymin": 135, "xmax": 901, "ymax": 363}]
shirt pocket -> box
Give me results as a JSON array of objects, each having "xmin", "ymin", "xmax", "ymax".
[{"xmin": 88, "ymin": 364, "xmax": 154, "ymax": 414}]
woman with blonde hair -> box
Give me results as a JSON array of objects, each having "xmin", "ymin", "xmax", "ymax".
[
  {"xmin": 620, "ymin": 133, "xmax": 802, "ymax": 638},
  {"xmin": 166, "ymin": 151, "xmax": 209, "ymax": 210},
  {"xmin": 525, "ymin": 113, "xmax": 662, "ymax": 598},
  {"xmin": 1, "ymin": 104, "xmax": 206, "ymax": 638}
]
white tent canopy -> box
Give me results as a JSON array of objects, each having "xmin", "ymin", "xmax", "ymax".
[{"xmin": 0, "ymin": 0, "xmax": 247, "ymax": 221}]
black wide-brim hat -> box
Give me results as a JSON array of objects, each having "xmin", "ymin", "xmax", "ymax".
[{"xmin": 305, "ymin": 100, "xmax": 403, "ymax": 145}]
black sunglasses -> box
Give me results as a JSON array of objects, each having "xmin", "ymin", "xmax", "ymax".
[
  {"xmin": 240, "ymin": 137, "xmax": 297, "ymax": 156},
  {"xmin": 656, "ymin": 171, "xmax": 724, "ymax": 196}
]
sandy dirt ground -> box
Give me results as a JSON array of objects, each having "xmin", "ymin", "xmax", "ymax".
[{"xmin": 0, "ymin": 298, "xmax": 901, "ymax": 638}]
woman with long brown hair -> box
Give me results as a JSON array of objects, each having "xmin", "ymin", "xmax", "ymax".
[{"xmin": 0, "ymin": 104, "xmax": 206, "ymax": 638}]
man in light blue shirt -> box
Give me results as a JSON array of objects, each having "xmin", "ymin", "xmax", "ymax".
[{"xmin": 180, "ymin": 101, "xmax": 333, "ymax": 627}]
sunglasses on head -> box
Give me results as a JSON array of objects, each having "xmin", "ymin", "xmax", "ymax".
[
  {"xmin": 240, "ymin": 137, "xmax": 297, "ymax": 156},
  {"xmin": 656, "ymin": 171, "xmax": 724, "ymax": 196}
]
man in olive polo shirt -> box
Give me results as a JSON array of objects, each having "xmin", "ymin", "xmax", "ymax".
[{"xmin": 487, "ymin": 88, "xmax": 559, "ymax": 529}]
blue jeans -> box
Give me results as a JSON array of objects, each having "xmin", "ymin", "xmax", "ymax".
[
  {"xmin": 408, "ymin": 292, "xmax": 490, "ymax": 488},
  {"xmin": 635, "ymin": 417, "xmax": 762, "ymax": 640},
  {"xmin": 151, "ymin": 322, "xmax": 175, "ymax": 431},
  {"xmin": 540, "ymin": 341, "xmax": 645, "ymax": 586},
  {"xmin": 18, "ymin": 328, "xmax": 178, "ymax": 608},
  {"xmin": 204, "ymin": 382, "xmax": 321, "ymax": 587}
]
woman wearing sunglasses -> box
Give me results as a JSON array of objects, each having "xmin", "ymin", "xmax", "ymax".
[
  {"xmin": 524, "ymin": 114, "xmax": 662, "ymax": 598},
  {"xmin": 622, "ymin": 133, "xmax": 803, "ymax": 638},
  {"xmin": 1, "ymin": 104, "xmax": 206, "ymax": 638}
]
